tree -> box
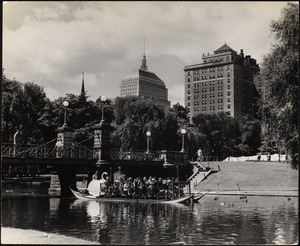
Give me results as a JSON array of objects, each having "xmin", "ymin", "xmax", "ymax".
[
  {"xmin": 2, "ymin": 76, "xmax": 48, "ymax": 144},
  {"xmin": 111, "ymin": 96, "xmax": 166, "ymax": 151},
  {"xmin": 260, "ymin": 2, "xmax": 299, "ymax": 168},
  {"xmin": 238, "ymin": 115, "xmax": 261, "ymax": 156},
  {"xmin": 39, "ymin": 94, "xmax": 104, "ymax": 142},
  {"xmin": 192, "ymin": 112, "xmax": 241, "ymax": 159}
]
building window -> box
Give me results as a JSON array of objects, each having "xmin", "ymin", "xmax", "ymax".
[
  {"xmin": 227, "ymin": 91, "xmax": 230, "ymax": 96},
  {"xmin": 228, "ymin": 104, "xmax": 231, "ymax": 109},
  {"xmin": 227, "ymin": 85, "xmax": 230, "ymax": 89},
  {"xmin": 227, "ymin": 98, "xmax": 231, "ymax": 102}
]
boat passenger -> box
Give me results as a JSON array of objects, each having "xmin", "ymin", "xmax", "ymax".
[{"xmin": 92, "ymin": 171, "xmax": 99, "ymax": 180}]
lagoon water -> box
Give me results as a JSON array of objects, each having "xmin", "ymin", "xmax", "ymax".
[{"xmin": 1, "ymin": 181, "xmax": 298, "ymax": 245}]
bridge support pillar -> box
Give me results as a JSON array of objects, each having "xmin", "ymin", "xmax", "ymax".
[
  {"xmin": 57, "ymin": 166, "xmax": 77, "ymax": 197},
  {"xmin": 92, "ymin": 119, "xmax": 112, "ymax": 181},
  {"xmin": 55, "ymin": 125, "xmax": 73, "ymax": 158},
  {"xmin": 48, "ymin": 175, "xmax": 61, "ymax": 196},
  {"xmin": 48, "ymin": 166, "xmax": 77, "ymax": 197}
]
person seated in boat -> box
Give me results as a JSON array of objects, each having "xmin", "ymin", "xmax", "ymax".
[
  {"xmin": 132, "ymin": 177, "xmax": 141, "ymax": 198},
  {"xmin": 92, "ymin": 171, "xmax": 99, "ymax": 180},
  {"xmin": 104, "ymin": 176, "xmax": 112, "ymax": 197},
  {"xmin": 162, "ymin": 178, "xmax": 168, "ymax": 199},
  {"xmin": 157, "ymin": 177, "xmax": 165, "ymax": 199},
  {"xmin": 118, "ymin": 177, "xmax": 124, "ymax": 197},
  {"xmin": 110, "ymin": 181, "xmax": 119, "ymax": 197},
  {"xmin": 148, "ymin": 177, "xmax": 158, "ymax": 199},
  {"xmin": 122, "ymin": 177, "xmax": 133, "ymax": 197},
  {"xmin": 139, "ymin": 177, "xmax": 148, "ymax": 198}
]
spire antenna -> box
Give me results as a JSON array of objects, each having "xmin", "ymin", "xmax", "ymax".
[
  {"xmin": 140, "ymin": 36, "xmax": 148, "ymax": 71},
  {"xmin": 144, "ymin": 35, "xmax": 145, "ymax": 56},
  {"xmin": 80, "ymin": 72, "xmax": 86, "ymax": 98}
]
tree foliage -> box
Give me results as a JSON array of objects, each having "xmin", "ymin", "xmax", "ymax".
[
  {"xmin": 2, "ymin": 75, "xmax": 48, "ymax": 144},
  {"xmin": 192, "ymin": 112, "xmax": 241, "ymax": 158},
  {"xmin": 260, "ymin": 2, "xmax": 299, "ymax": 168}
]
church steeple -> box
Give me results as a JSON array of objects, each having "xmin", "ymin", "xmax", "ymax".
[
  {"xmin": 80, "ymin": 72, "xmax": 86, "ymax": 98},
  {"xmin": 140, "ymin": 36, "xmax": 148, "ymax": 71}
]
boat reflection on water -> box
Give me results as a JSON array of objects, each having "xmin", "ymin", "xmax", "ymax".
[{"xmin": 72, "ymin": 199, "xmax": 190, "ymax": 245}]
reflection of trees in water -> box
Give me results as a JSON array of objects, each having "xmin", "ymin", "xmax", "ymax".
[
  {"xmin": 262, "ymin": 200, "xmax": 298, "ymax": 244},
  {"xmin": 85, "ymin": 201, "xmax": 191, "ymax": 244},
  {"xmin": 2, "ymin": 197, "xmax": 50, "ymax": 230}
]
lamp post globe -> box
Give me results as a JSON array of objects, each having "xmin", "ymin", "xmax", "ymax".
[
  {"xmin": 100, "ymin": 96, "xmax": 107, "ymax": 102},
  {"xmin": 63, "ymin": 101, "xmax": 69, "ymax": 127},
  {"xmin": 181, "ymin": 128, "xmax": 186, "ymax": 152}
]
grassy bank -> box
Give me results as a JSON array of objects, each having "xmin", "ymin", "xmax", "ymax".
[
  {"xmin": 1, "ymin": 227, "xmax": 99, "ymax": 245},
  {"xmin": 194, "ymin": 161, "xmax": 298, "ymax": 195}
]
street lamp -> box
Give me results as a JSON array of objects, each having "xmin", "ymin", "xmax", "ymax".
[
  {"xmin": 100, "ymin": 96, "xmax": 107, "ymax": 121},
  {"xmin": 181, "ymin": 128, "xmax": 186, "ymax": 152},
  {"xmin": 146, "ymin": 131, "xmax": 151, "ymax": 154},
  {"xmin": 63, "ymin": 100, "xmax": 69, "ymax": 127}
]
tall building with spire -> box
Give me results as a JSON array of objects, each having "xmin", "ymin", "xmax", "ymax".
[
  {"xmin": 120, "ymin": 51, "xmax": 170, "ymax": 107},
  {"xmin": 80, "ymin": 72, "xmax": 86, "ymax": 100},
  {"xmin": 184, "ymin": 43, "xmax": 260, "ymax": 121}
]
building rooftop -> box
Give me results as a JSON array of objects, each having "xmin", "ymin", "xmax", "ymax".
[
  {"xmin": 214, "ymin": 43, "xmax": 236, "ymax": 54},
  {"xmin": 122, "ymin": 69, "xmax": 166, "ymax": 87}
]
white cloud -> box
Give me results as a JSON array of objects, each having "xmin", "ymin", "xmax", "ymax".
[{"xmin": 3, "ymin": 1, "xmax": 288, "ymax": 105}]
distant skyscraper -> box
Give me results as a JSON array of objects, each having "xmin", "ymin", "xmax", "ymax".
[
  {"xmin": 120, "ymin": 52, "xmax": 170, "ymax": 107},
  {"xmin": 184, "ymin": 43, "xmax": 260, "ymax": 121}
]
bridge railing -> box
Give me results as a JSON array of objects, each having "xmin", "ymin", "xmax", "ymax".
[
  {"xmin": 1, "ymin": 143, "xmax": 52, "ymax": 158},
  {"xmin": 57, "ymin": 145, "xmax": 94, "ymax": 159},
  {"xmin": 1, "ymin": 142, "xmax": 94, "ymax": 159},
  {"xmin": 110, "ymin": 149, "xmax": 162, "ymax": 161}
]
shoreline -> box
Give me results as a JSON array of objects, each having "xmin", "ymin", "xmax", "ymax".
[
  {"xmin": 1, "ymin": 227, "xmax": 99, "ymax": 245},
  {"xmin": 195, "ymin": 190, "xmax": 298, "ymax": 197}
]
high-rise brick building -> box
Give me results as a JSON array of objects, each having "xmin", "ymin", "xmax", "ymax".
[
  {"xmin": 184, "ymin": 43, "xmax": 260, "ymax": 121},
  {"xmin": 120, "ymin": 53, "xmax": 170, "ymax": 107}
]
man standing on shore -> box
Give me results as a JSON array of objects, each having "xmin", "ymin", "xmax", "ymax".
[{"xmin": 197, "ymin": 148, "xmax": 203, "ymax": 162}]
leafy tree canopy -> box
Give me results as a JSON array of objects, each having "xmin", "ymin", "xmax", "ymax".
[{"xmin": 260, "ymin": 2, "xmax": 299, "ymax": 168}]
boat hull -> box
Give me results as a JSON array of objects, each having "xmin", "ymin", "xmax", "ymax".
[
  {"xmin": 192, "ymin": 190, "xmax": 210, "ymax": 202},
  {"xmin": 70, "ymin": 186, "xmax": 194, "ymax": 204}
]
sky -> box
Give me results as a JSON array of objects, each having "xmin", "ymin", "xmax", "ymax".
[{"xmin": 3, "ymin": 1, "xmax": 289, "ymax": 105}]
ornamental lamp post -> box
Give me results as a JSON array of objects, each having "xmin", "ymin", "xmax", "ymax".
[
  {"xmin": 146, "ymin": 131, "xmax": 151, "ymax": 154},
  {"xmin": 180, "ymin": 128, "xmax": 186, "ymax": 152},
  {"xmin": 63, "ymin": 100, "xmax": 69, "ymax": 127},
  {"xmin": 100, "ymin": 96, "xmax": 107, "ymax": 122}
]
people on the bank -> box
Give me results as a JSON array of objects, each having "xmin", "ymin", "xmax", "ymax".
[
  {"xmin": 92, "ymin": 175, "xmax": 184, "ymax": 199},
  {"xmin": 197, "ymin": 148, "xmax": 203, "ymax": 161}
]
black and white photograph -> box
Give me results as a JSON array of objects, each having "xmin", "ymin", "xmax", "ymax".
[{"xmin": 1, "ymin": 1, "xmax": 298, "ymax": 245}]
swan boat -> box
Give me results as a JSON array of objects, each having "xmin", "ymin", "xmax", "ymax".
[
  {"xmin": 70, "ymin": 186, "xmax": 194, "ymax": 204},
  {"xmin": 70, "ymin": 172, "xmax": 196, "ymax": 204}
]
